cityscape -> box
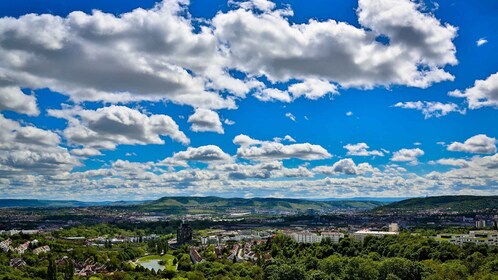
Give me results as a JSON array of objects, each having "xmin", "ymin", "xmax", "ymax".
[{"xmin": 0, "ymin": 0, "xmax": 497, "ymax": 279}]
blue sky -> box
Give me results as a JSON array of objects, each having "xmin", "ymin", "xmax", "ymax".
[{"xmin": 0, "ymin": 0, "xmax": 496, "ymax": 201}]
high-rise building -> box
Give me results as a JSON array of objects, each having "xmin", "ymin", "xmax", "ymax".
[
  {"xmin": 476, "ymin": 220, "xmax": 487, "ymax": 229},
  {"xmin": 177, "ymin": 221, "xmax": 192, "ymax": 245}
]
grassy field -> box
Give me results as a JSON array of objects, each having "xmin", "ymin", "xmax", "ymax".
[{"xmin": 137, "ymin": 254, "xmax": 177, "ymax": 271}]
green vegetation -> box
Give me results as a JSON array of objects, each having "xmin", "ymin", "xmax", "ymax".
[
  {"xmin": 3, "ymin": 224, "xmax": 498, "ymax": 279},
  {"xmin": 374, "ymin": 195, "xmax": 498, "ymax": 212}
]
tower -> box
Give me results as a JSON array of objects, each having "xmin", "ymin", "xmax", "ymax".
[{"xmin": 177, "ymin": 220, "xmax": 192, "ymax": 245}]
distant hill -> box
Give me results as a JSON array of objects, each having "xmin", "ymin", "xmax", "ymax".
[
  {"xmin": 139, "ymin": 196, "xmax": 386, "ymax": 214},
  {"xmin": 374, "ymin": 195, "xmax": 498, "ymax": 212},
  {"xmin": 0, "ymin": 199, "xmax": 143, "ymax": 208}
]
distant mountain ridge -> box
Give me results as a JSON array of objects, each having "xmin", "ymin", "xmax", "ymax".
[
  {"xmin": 0, "ymin": 199, "xmax": 143, "ymax": 208},
  {"xmin": 374, "ymin": 195, "xmax": 498, "ymax": 212},
  {"xmin": 0, "ymin": 196, "xmax": 388, "ymax": 212},
  {"xmin": 139, "ymin": 196, "xmax": 386, "ymax": 213}
]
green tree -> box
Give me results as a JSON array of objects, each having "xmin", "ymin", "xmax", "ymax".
[{"xmin": 47, "ymin": 256, "xmax": 57, "ymax": 280}]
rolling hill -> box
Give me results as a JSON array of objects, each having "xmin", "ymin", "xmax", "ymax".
[
  {"xmin": 373, "ymin": 195, "xmax": 498, "ymax": 212},
  {"xmin": 139, "ymin": 196, "xmax": 386, "ymax": 213}
]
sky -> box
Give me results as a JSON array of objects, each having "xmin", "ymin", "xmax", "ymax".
[{"xmin": 0, "ymin": 0, "xmax": 497, "ymax": 201}]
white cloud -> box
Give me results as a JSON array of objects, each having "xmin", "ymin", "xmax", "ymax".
[
  {"xmin": 0, "ymin": 1, "xmax": 238, "ymax": 109},
  {"xmin": 477, "ymin": 38, "xmax": 488, "ymax": 46},
  {"xmin": 171, "ymin": 145, "xmax": 231, "ymax": 162},
  {"xmin": 0, "ymin": 0, "xmax": 459, "ymax": 114},
  {"xmin": 346, "ymin": 111, "xmax": 353, "ymax": 117},
  {"xmin": 224, "ymin": 119, "xmax": 235, "ymax": 125},
  {"xmin": 274, "ymin": 135, "xmax": 296, "ymax": 143},
  {"xmin": 230, "ymin": 0, "xmax": 277, "ymax": 12},
  {"xmin": 0, "ymin": 114, "xmax": 78, "ymax": 175},
  {"xmin": 394, "ymin": 101, "xmax": 465, "ymax": 118},
  {"xmin": 48, "ymin": 105, "xmax": 189, "ymax": 151},
  {"xmin": 429, "ymin": 158, "xmax": 470, "ymax": 167},
  {"xmin": 344, "ymin": 142, "xmax": 384, "ymax": 157},
  {"xmin": 287, "ymin": 78, "xmax": 338, "ymax": 100},
  {"xmin": 285, "ymin": 112, "xmax": 296, "ymax": 121},
  {"xmin": 254, "ymin": 88, "xmax": 292, "ymax": 103},
  {"xmin": 214, "ymin": 0, "xmax": 457, "ymax": 89},
  {"xmin": 391, "ymin": 148, "xmax": 424, "ymax": 163},
  {"xmin": 449, "ymin": 72, "xmax": 498, "ymax": 109},
  {"xmin": 234, "ymin": 134, "xmax": 331, "ymax": 160},
  {"xmin": 313, "ymin": 158, "xmax": 376, "ymax": 175},
  {"xmin": 71, "ymin": 147, "xmax": 102, "ymax": 157},
  {"xmin": 0, "ymin": 87, "xmax": 39, "ymax": 116},
  {"xmin": 447, "ymin": 134, "xmax": 496, "ymax": 154},
  {"xmin": 188, "ymin": 108, "xmax": 224, "ymax": 134}
]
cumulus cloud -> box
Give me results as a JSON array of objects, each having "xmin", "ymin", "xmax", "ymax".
[
  {"xmin": 188, "ymin": 108, "xmax": 224, "ymax": 134},
  {"xmin": 171, "ymin": 145, "xmax": 231, "ymax": 162},
  {"xmin": 0, "ymin": 1, "xmax": 238, "ymax": 108},
  {"xmin": 394, "ymin": 101, "xmax": 465, "ymax": 118},
  {"xmin": 214, "ymin": 0, "xmax": 457, "ymax": 89},
  {"xmin": 449, "ymin": 72, "xmax": 498, "ymax": 109},
  {"xmin": 391, "ymin": 148, "xmax": 424, "ymax": 164},
  {"xmin": 254, "ymin": 88, "xmax": 292, "ymax": 103},
  {"xmin": 255, "ymin": 79, "xmax": 338, "ymax": 102},
  {"xmin": 429, "ymin": 158, "xmax": 470, "ymax": 167},
  {"xmin": 48, "ymin": 105, "xmax": 189, "ymax": 152},
  {"xmin": 0, "ymin": 0, "xmax": 459, "ymax": 114},
  {"xmin": 447, "ymin": 134, "xmax": 497, "ymax": 154},
  {"xmin": 288, "ymin": 79, "xmax": 338, "ymax": 100},
  {"xmin": 0, "ymin": 87, "xmax": 39, "ymax": 116},
  {"xmin": 313, "ymin": 158, "xmax": 376, "ymax": 175},
  {"xmin": 0, "ymin": 114, "xmax": 77, "ymax": 175},
  {"xmin": 344, "ymin": 142, "xmax": 384, "ymax": 157},
  {"xmin": 233, "ymin": 134, "xmax": 331, "ymax": 160}
]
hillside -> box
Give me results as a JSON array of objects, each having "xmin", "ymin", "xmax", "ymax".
[
  {"xmin": 139, "ymin": 196, "xmax": 386, "ymax": 213},
  {"xmin": 374, "ymin": 195, "xmax": 498, "ymax": 213}
]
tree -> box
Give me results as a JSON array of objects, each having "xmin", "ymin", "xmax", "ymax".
[
  {"xmin": 63, "ymin": 259, "xmax": 75, "ymax": 280},
  {"xmin": 47, "ymin": 256, "xmax": 57, "ymax": 280}
]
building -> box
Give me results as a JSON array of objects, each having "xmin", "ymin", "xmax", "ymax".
[
  {"xmin": 14, "ymin": 241, "xmax": 30, "ymax": 254},
  {"xmin": 321, "ymin": 232, "xmax": 344, "ymax": 243},
  {"xmin": 352, "ymin": 230, "xmax": 398, "ymax": 242},
  {"xmin": 476, "ymin": 220, "xmax": 487, "ymax": 229},
  {"xmin": 9, "ymin": 258, "xmax": 27, "ymax": 269},
  {"xmin": 0, "ymin": 239, "xmax": 12, "ymax": 252},
  {"xmin": 33, "ymin": 245, "xmax": 51, "ymax": 255},
  {"xmin": 190, "ymin": 248, "xmax": 203, "ymax": 264},
  {"xmin": 389, "ymin": 223, "xmax": 399, "ymax": 232},
  {"xmin": 290, "ymin": 231, "xmax": 322, "ymax": 243},
  {"xmin": 177, "ymin": 221, "xmax": 192, "ymax": 245},
  {"xmin": 436, "ymin": 230, "xmax": 498, "ymax": 246}
]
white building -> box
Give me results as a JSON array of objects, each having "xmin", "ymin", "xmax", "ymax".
[
  {"xmin": 389, "ymin": 223, "xmax": 399, "ymax": 233},
  {"xmin": 33, "ymin": 245, "xmax": 51, "ymax": 255},
  {"xmin": 290, "ymin": 232, "xmax": 322, "ymax": 243},
  {"xmin": 476, "ymin": 220, "xmax": 487, "ymax": 229},
  {"xmin": 437, "ymin": 231, "xmax": 498, "ymax": 246}
]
